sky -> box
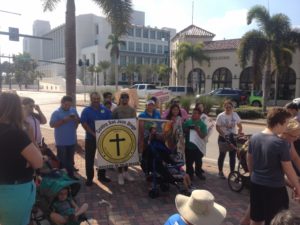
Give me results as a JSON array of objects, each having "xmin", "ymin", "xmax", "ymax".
[{"xmin": 0, "ymin": 0, "xmax": 300, "ymax": 60}]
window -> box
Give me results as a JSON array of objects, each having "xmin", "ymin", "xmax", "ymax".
[
  {"xmin": 143, "ymin": 43, "xmax": 149, "ymax": 53},
  {"xmin": 120, "ymin": 41, "xmax": 127, "ymax": 51},
  {"xmin": 151, "ymin": 58, "xmax": 157, "ymax": 64},
  {"xmin": 159, "ymin": 58, "xmax": 165, "ymax": 64},
  {"xmin": 144, "ymin": 57, "xmax": 150, "ymax": 64},
  {"xmin": 164, "ymin": 45, "xmax": 169, "ymax": 53},
  {"xmin": 157, "ymin": 45, "xmax": 163, "ymax": 54},
  {"xmin": 128, "ymin": 56, "xmax": 135, "ymax": 64},
  {"xmin": 150, "ymin": 30, "xmax": 156, "ymax": 39},
  {"xmin": 138, "ymin": 85, "xmax": 145, "ymax": 90},
  {"xmin": 95, "ymin": 24, "xmax": 99, "ymax": 35},
  {"xmin": 94, "ymin": 40, "xmax": 98, "ymax": 45},
  {"xmin": 136, "ymin": 56, "xmax": 142, "ymax": 64},
  {"xmin": 143, "ymin": 29, "xmax": 149, "ymax": 38},
  {"xmin": 212, "ymin": 67, "xmax": 232, "ymax": 89},
  {"xmin": 136, "ymin": 42, "xmax": 142, "ymax": 52},
  {"xmin": 135, "ymin": 28, "xmax": 142, "ymax": 37},
  {"xmin": 128, "ymin": 41, "xmax": 134, "ymax": 51},
  {"xmin": 150, "ymin": 44, "xmax": 156, "ymax": 53},
  {"xmin": 127, "ymin": 27, "xmax": 134, "ymax": 36},
  {"xmin": 120, "ymin": 56, "xmax": 126, "ymax": 66},
  {"xmin": 157, "ymin": 31, "xmax": 162, "ymax": 40}
]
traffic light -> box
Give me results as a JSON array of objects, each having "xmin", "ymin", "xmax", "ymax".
[{"xmin": 9, "ymin": 27, "xmax": 19, "ymax": 41}]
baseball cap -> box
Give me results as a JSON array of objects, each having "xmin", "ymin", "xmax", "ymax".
[{"xmin": 146, "ymin": 100, "xmax": 155, "ymax": 106}]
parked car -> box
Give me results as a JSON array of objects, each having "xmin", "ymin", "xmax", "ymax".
[
  {"xmin": 199, "ymin": 88, "xmax": 248, "ymax": 108},
  {"xmin": 163, "ymin": 86, "xmax": 194, "ymax": 97},
  {"xmin": 249, "ymin": 90, "xmax": 263, "ymax": 107},
  {"xmin": 130, "ymin": 84, "xmax": 170, "ymax": 99}
]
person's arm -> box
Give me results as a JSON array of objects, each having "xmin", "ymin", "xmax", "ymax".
[
  {"xmin": 291, "ymin": 143, "xmax": 300, "ymax": 172},
  {"xmin": 237, "ymin": 122, "xmax": 243, "ymax": 135},
  {"xmin": 81, "ymin": 122, "xmax": 96, "ymax": 138},
  {"xmin": 194, "ymin": 123, "xmax": 207, "ymax": 139},
  {"xmin": 21, "ymin": 143, "xmax": 43, "ymax": 169},
  {"xmin": 281, "ymin": 161, "xmax": 300, "ymax": 200},
  {"xmin": 35, "ymin": 105, "xmax": 47, "ymax": 124},
  {"xmin": 247, "ymin": 152, "xmax": 253, "ymax": 174},
  {"xmin": 216, "ymin": 124, "xmax": 225, "ymax": 137},
  {"xmin": 50, "ymin": 115, "xmax": 74, "ymax": 128}
]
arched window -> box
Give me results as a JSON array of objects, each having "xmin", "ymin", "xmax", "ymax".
[
  {"xmin": 187, "ymin": 68, "xmax": 205, "ymax": 94},
  {"xmin": 239, "ymin": 67, "xmax": 262, "ymax": 91},
  {"xmin": 212, "ymin": 67, "xmax": 232, "ymax": 90},
  {"xmin": 271, "ymin": 67, "xmax": 296, "ymax": 100}
]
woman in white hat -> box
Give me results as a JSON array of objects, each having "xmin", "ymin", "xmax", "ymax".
[{"xmin": 164, "ymin": 190, "xmax": 226, "ymax": 225}]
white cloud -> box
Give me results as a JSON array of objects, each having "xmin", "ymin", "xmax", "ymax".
[{"xmin": 202, "ymin": 8, "xmax": 256, "ymax": 40}]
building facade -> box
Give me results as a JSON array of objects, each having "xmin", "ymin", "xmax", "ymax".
[
  {"xmin": 170, "ymin": 25, "xmax": 300, "ymax": 99},
  {"xmin": 23, "ymin": 10, "xmax": 175, "ymax": 87}
]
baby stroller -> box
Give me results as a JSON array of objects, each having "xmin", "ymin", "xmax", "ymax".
[
  {"xmin": 31, "ymin": 170, "xmax": 90, "ymax": 225},
  {"xmin": 141, "ymin": 132, "xmax": 188, "ymax": 198},
  {"xmin": 226, "ymin": 133, "xmax": 251, "ymax": 192}
]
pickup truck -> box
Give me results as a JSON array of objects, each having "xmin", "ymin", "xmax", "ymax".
[{"xmin": 130, "ymin": 84, "xmax": 170, "ymax": 99}]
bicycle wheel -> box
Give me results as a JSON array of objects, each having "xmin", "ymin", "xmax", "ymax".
[{"xmin": 228, "ymin": 171, "xmax": 244, "ymax": 192}]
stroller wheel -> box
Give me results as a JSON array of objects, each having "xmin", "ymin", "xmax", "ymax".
[
  {"xmin": 160, "ymin": 183, "xmax": 170, "ymax": 192},
  {"xmin": 228, "ymin": 171, "xmax": 244, "ymax": 192},
  {"xmin": 149, "ymin": 189, "xmax": 160, "ymax": 198}
]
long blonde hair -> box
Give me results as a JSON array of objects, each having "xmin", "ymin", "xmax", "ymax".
[{"xmin": 0, "ymin": 92, "xmax": 24, "ymax": 130}]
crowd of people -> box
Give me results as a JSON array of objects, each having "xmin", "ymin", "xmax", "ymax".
[{"xmin": 1, "ymin": 90, "xmax": 300, "ymax": 225}]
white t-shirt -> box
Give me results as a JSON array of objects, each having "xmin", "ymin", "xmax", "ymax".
[
  {"xmin": 26, "ymin": 115, "xmax": 42, "ymax": 144},
  {"xmin": 216, "ymin": 111, "xmax": 241, "ymax": 135}
]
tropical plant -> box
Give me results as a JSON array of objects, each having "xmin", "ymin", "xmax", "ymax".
[
  {"xmin": 106, "ymin": 34, "xmax": 126, "ymax": 90},
  {"xmin": 98, "ymin": 60, "xmax": 110, "ymax": 85},
  {"xmin": 13, "ymin": 53, "xmax": 37, "ymax": 89},
  {"xmin": 42, "ymin": 0, "xmax": 132, "ymax": 103},
  {"xmin": 175, "ymin": 42, "xmax": 210, "ymax": 86},
  {"xmin": 122, "ymin": 63, "xmax": 138, "ymax": 85},
  {"xmin": 238, "ymin": 5, "xmax": 299, "ymax": 111},
  {"xmin": 158, "ymin": 64, "xmax": 171, "ymax": 85}
]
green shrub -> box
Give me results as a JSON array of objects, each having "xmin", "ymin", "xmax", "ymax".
[
  {"xmin": 196, "ymin": 96, "xmax": 224, "ymax": 114},
  {"xmin": 180, "ymin": 96, "xmax": 195, "ymax": 114}
]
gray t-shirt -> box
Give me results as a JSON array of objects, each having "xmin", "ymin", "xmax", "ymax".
[{"xmin": 249, "ymin": 132, "xmax": 291, "ymax": 187}]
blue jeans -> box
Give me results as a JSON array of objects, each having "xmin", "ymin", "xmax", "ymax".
[
  {"xmin": 57, "ymin": 145, "xmax": 75, "ymax": 176},
  {"xmin": 0, "ymin": 181, "xmax": 36, "ymax": 225}
]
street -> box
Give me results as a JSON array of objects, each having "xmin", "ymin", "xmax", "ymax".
[{"xmin": 17, "ymin": 90, "xmax": 265, "ymax": 165}]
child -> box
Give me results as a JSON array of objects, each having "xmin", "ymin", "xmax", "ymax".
[{"xmin": 50, "ymin": 187, "xmax": 88, "ymax": 224}]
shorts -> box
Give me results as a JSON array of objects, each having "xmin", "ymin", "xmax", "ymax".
[
  {"xmin": 0, "ymin": 180, "xmax": 36, "ymax": 225},
  {"xmin": 250, "ymin": 181, "xmax": 288, "ymax": 225}
]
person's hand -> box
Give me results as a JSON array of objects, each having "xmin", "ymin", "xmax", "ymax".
[
  {"xmin": 293, "ymin": 187, "xmax": 300, "ymax": 202},
  {"xmin": 34, "ymin": 104, "xmax": 41, "ymax": 112}
]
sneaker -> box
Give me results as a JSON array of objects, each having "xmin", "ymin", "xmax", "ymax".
[
  {"xmin": 218, "ymin": 172, "xmax": 226, "ymax": 179},
  {"xmin": 98, "ymin": 176, "xmax": 111, "ymax": 183},
  {"xmin": 123, "ymin": 172, "xmax": 134, "ymax": 181},
  {"xmin": 118, "ymin": 173, "xmax": 124, "ymax": 185}
]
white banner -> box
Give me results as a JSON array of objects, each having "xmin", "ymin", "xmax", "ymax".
[
  {"xmin": 189, "ymin": 130, "xmax": 206, "ymax": 155},
  {"xmin": 95, "ymin": 119, "xmax": 139, "ymax": 169}
]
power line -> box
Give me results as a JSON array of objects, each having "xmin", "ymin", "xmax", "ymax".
[{"xmin": 0, "ymin": 9, "xmax": 21, "ymax": 16}]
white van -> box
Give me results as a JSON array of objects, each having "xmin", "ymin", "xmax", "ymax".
[{"xmin": 163, "ymin": 86, "xmax": 194, "ymax": 97}]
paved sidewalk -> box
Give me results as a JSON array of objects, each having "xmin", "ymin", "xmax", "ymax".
[{"xmin": 42, "ymin": 128, "xmax": 299, "ymax": 225}]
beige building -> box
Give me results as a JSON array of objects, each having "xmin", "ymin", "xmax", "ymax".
[{"xmin": 170, "ymin": 25, "xmax": 300, "ymax": 100}]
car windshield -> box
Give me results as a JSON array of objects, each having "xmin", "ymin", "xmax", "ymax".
[{"xmin": 147, "ymin": 85, "xmax": 156, "ymax": 90}]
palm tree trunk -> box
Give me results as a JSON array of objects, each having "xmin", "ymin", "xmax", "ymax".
[
  {"xmin": 263, "ymin": 44, "xmax": 272, "ymax": 112},
  {"xmin": 115, "ymin": 54, "xmax": 118, "ymax": 91},
  {"xmin": 65, "ymin": 0, "xmax": 77, "ymax": 104},
  {"xmin": 274, "ymin": 71, "xmax": 278, "ymax": 105}
]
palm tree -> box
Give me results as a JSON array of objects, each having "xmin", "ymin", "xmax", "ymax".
[
  {"xmin": 124, "ymin": 63, "xmax": 138, "ymax": 85},
  {"xmin": 238, "ymin": 5, "xmax": 298, "ymax": 111},
  {"xmin": 158, "ymin": 64, "xmax": 172, "ymax": 85},
  {"xmin": 105, "ymin": 34, "xmax": 126, "ymax": 90},
  {"xmin": 42, "ymin": 0, "xmax": 132, "ymax": 104},
  {"xmin": 175, "ymin": 42, "xmax": 209, "ymax": 89},
  {"xmin": 98, "ymin": 60, "xmax": 110, "ymax": 85}
]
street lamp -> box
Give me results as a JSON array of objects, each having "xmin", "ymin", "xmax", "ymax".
[{"xmin": 78, "ymin": 59, "xmax": 89, "ymax": 102}]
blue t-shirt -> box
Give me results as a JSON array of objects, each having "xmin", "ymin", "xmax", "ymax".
[
  {"xmin": 80, "ymin": 104, "xmax": 112, "ymax": 140},
  {"xmin": 249, "ymin": 132, "xmax": 291, "ymax": 187},
  {"xmin": 138, "ymin": 109, "xmax": 161, "ymax": 119},
  {"xmin": 164, "ymin": 214, "xmax": 188, "ymax": 225},
  {"xmin": 50, "ymin": 107, "xmax": 79, "ymax": 146}
]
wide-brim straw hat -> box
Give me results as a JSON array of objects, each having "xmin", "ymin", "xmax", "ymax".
[{"xmin": 175, "ymin": 190, "xmax": 226, "ymax": 225}]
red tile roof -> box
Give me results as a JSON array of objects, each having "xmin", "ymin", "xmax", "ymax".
[
  {"xmin": 204, "ymin": 39, "xmax": 241, "ymax": 51},
  {"xmin": 172, "ymin": 24, "xmax": 215, "ymax": 40}
]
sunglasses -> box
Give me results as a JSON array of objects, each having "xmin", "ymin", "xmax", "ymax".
[{"xmin": 121, "ymin": 96, "xmax": 129, "ymax": 99}]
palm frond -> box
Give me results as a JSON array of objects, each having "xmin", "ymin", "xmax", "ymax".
[
  {"xmin": 41, "ymin": 0, "xmax": 62, "ymax": 11},
  {"xmin": 247, "ymin": 5, "xmax": 270, "ymax": 33}
]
